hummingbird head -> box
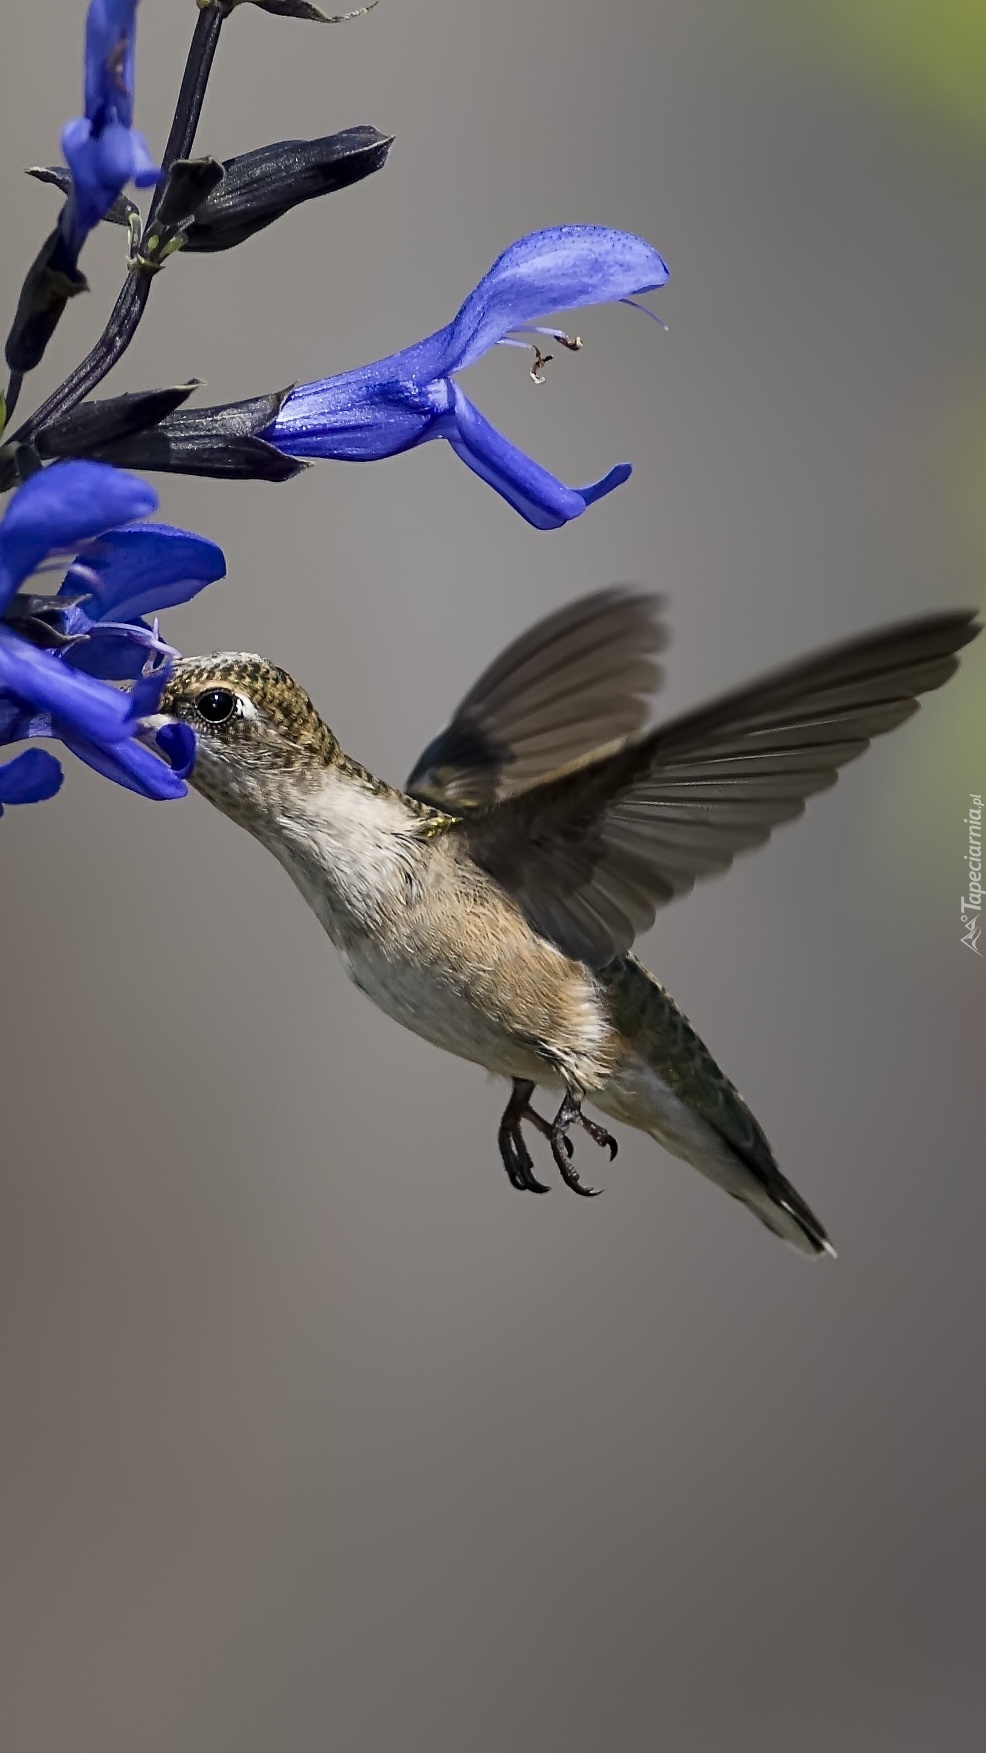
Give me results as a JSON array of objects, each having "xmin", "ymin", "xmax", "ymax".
[{"xmin": 158, "ymin": 653, "xmax": 338, "ymax": 827}]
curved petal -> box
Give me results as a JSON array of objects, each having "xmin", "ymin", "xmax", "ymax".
[
  {"xmin": 128, "ymin": 129, "xmax": 159, "ymax": 188},
  {"xmin": 439, "ymin": 227, "xmax": 669, "ymax": 375},
  {"xmin": 0, "ymin": 627, "xmax": 135, "ymax": 743},
  {"xmin": 58, "ymin": 724, "xmax": 187, "ymax": 801},
  {"xmin": 0, "ymin": 462, "xmax": 157, "ymax": 606},
  {"xmin": 0, "ymin": 747, "xmax": 63, "ymax": 808},
  {"xmin": 59, "ymin": 523, "xmax": 227, "ymax": 622},
  {"xmin": 155, "ymin": 721, "xmax": 196, "ymax": 779},
  {"xmin": 437, "ymin": 387, "xmax": 631, "ymax": 531}
]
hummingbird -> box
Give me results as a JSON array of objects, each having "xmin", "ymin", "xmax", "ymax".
[{"xmin": 157, "ymin": 589, "xmax": 980, "ymax": 1255}]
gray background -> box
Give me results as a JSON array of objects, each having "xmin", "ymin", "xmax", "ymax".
[{"xmin": 1, "ymin": 2, "xmax": 984, "ymax": 1749}]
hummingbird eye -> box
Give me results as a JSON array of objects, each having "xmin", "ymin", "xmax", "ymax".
[{"xmin": 196, "ymin": 687, "xmax": 238, "ymax": 725}]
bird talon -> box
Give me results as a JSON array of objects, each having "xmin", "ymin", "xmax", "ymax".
[
  {"xmin": 497, "ymin": 1079, "xmax": 553, "ymax": 1193},
  {"xmin": 497, "ymin": 1082, "xmax": 615, "ymax": 1196}
]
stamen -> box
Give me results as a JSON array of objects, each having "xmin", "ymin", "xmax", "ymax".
[
  {"xmin": 529, "ymin": 345, "xmax": 553, "ymax": 385},
  {"xmin": 62, "ymin": 560, "xmax": 102, "ymax": 595},
  {"xmin": 505, "ymin": 323, "xmax": 583, "ymax": 351},
  {"xmin": 514, "ymin": 324, "xmax": 583, "ymax": 351},
  {"xmin": 98, "ymin": 618, "xmax": 180, "ymax": 663}
]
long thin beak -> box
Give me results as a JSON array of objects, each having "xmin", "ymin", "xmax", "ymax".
[{"xmin": 135, "ymin": 710, "xmax": 172, "ymax": 747}]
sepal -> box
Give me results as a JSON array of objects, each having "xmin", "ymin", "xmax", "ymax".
[
  {"xmin": 26, "ymin": 164, "xmax": 137, "ymax": 229},
  {"xmin": 36, "ymin": 383, "xmax": 202, "ymax": 461},
  {"xmin": 151, "ymin": 157, "xmax": 226, "ymax": 236},
  {"xmin": 88, "ymin": 390, "xmax": 309, "ymax": 481}
]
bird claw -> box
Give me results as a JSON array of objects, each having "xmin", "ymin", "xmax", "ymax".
[
  {"xmin": 498, "ymin": 1080, "xmax": 552, "ymax": 1193},
  {"xmin": 549, "ymin": 1091, "xmax": 616, "ymax": 1197},
  {"xmin": 497, "ymin": 1081, "xmax": 614, "ymax": 1197}
]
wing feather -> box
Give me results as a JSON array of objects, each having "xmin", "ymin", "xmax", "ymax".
[
  {"xmin": 459, "ymin": 609, "xmax": 981, "ymax": 966},
  {"xmin": 406, "ymin": 587, "xmax": 667, "ymax": 810}
]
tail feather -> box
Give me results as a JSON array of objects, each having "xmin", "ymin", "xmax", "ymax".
[{"xmin": 597, "ymin": 956, "xmax": 834, "ymax": 1256}]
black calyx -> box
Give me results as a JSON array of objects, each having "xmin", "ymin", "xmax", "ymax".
[
  {"xmin": 80, "ymin": 389, "xmax": 308, "ymax": 482},
  {"xmin": 34, "ymin": 383, "xmax": 203, "ymax": 460}
]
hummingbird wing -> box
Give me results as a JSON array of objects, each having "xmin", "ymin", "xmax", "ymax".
[
  {"xmin": 405, "ymin": 587, "xmax": 667, "ymax": 810},
  {"xmin": 457, "ymin": 609, "xmax": 981, "ymax": 967}
]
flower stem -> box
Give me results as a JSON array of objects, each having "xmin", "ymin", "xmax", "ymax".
[
  {"xmin": 151, "ymin": 2, "xmax": 227, "ymax": 214},
  {"xmin": 14, "ymin": 3, "xmax": 229, "ymax": 447}
]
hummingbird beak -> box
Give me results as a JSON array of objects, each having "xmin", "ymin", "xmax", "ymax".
[{"xmin": 135, "ymin": 710, "xmax": 172, "ymax": 744}]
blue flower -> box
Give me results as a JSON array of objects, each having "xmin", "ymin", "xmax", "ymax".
[
  {"xmin": 263, "ymin": 226, "xmax": 669, "ymax": 530},
  {"xmin": 61, "ymin": 0, "xmax": 159, "ymax": 252},
  {"xmin": 0, "ymin": 461, "xmax": 225, "ymax": 816}
]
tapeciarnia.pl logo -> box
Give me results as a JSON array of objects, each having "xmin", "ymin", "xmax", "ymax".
[{"xmin": 960, "ymin": 793, "xmax": 983, "ymax": 956}]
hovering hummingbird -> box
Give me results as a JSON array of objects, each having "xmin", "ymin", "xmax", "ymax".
[{"xmin": 157, "ymin": 590, "xmax": 979, "ymax": 1255}]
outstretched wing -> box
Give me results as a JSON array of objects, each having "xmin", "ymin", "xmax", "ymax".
[
  {"xmin": 457, "ymin": 609, "xmax": 981, "ymax": 967},
  {"xmin": 406, "ymin": 587, "xmax": 667, "ymax": 811}
]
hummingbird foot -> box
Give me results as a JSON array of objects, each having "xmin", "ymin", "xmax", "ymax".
[
  {"xmin": 549, "ymin": 1091, "xmax": 618, "ymax": 1198},
  {"xmin": 497, "ymin": 1078, "xmax": 564, "ymax": 1194}
]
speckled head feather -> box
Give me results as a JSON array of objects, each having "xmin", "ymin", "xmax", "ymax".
[{"xmin": 161, "ymin": 652, "xmax": 339, "ymax": 825}]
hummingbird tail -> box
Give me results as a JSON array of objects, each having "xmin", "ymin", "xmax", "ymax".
[{"xmin": 597, "ymin": 958, "xmax": 835, "ymax": 1257}]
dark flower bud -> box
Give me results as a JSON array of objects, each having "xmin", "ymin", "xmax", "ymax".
[
  {"xmin": 150, "ymin": 157, "xmax": 226, "ymax": 237},
  {"xmin": 35, "ymin": 383, "xmax": 202, "ymax": 461},
  {"xmin": 5, "ymin": 226, "xmax": 87, "ymax": 374},
  {"xmin": 84, "ymin": 389, "xmax": 309, "ymax": 482},
  {"xmin": 183, "ymin": 128, "xmax": 392, "ymax": 252}
]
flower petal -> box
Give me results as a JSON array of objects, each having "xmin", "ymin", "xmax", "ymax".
[
  {"xmin": 58, "ymin": 723, "xmax": 187, "ymax": 800},
  {"xmin": 60, "ymin": 523, "xmax": 227, "ymax": 623},
  {"xmin": 439, "ymin": 227, "xmax": 669, "ymax": 375},
  {"xmin": 84, "ymin": 1, "xmax": 140, "ymax": 130},
  {"xmin": 0, "ymin": 461, "xmax": 157, "ymax": 606},
  {"xmin": 437, "ymin": 387, "xmax": 631, "ymax": 530},
  {"xmin": 0, "ymin": 747, "xmax": 64, "ymax": 808},
  {"xmin": 155, "ymin": 721, "xmax": 196, "ymax": 779},
  {"xmin": 0, "ymin": 694, "xmax": 51, "ymax": 746},
  {"xmin": 0, "ymin": 626, "xmax": 135, "ymax": 743},
  {"xmin": 264, "ymin": 371, "xmax": 442, "ymax": 460}
]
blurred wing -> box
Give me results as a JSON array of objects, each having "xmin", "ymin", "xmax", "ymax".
[
  {"xmin": 406, "ymin": 586, "xmax": 667, "ymax": 811},
  {"xmin": 460, "ymin": 609, "xmax": 981, "ymax": 967}
]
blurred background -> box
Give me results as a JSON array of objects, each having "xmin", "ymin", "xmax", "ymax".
[{"xmin": 1, "ymin": 3, "xmax": 984, "ymax": 1749}]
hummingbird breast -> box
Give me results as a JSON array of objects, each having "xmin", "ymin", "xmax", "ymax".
[{"xmin": 259, "ymin": 765, "xmax": 618, "ymax": 1090}]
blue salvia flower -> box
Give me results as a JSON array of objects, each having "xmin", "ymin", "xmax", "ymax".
[
  {"xmin": 263, "ymin": 226, "xmax": 669, "ymax": 529},
  {"xmin": 0, "ymin": 461, "xmax": 225, "ymax": 816},
  {"xmin": 61, "ymin": 0, "xmax": 159, "ymax": 254}
]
